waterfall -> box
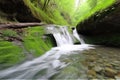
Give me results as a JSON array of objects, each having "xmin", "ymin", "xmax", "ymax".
[
  {"xmin": 53, "ymin": 26, "xmax": 73, "ymax": 46},
  {"xmin": 47, "ymin": 25, "xmax": 85, "ymax": 46},
  {"xmin": 0, "ymin": 25, "xmax": 94, "ymax": 79}
]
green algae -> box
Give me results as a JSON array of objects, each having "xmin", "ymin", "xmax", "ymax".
[{"xmin": 23, "ymin": 0, "xmax": 115, "ymax": 26}]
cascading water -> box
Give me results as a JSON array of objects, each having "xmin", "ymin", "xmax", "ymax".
[
  {"xmin": 52, "ymin": 26, "xmax": 73, "ymax": 46},
  {"xmin": 72, "ymin": 28, "xmax": 85, "ymax": 44},
  {"xmin": 0, "ymin": 25, "xmax": 94, "ymax": 79}
]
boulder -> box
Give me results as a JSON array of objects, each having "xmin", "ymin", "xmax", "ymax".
[
  {"xmin": 77, "ymin": 2, "xmax": 120, "ymax": 46},
  {"xmin": 0, "ymin": 0, "xmax": 40, "ymax": 23}
]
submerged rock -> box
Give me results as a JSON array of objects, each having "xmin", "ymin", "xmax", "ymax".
[
  {"xmin": 94, "ymin": 65, "xmax": 103, "ymax": 72},
  {"xmin": 87, "ymin": 69, "xmax": 97, "ymax": 78},
  {"xmin": 104, "ymin": 67, "xmax": 117, "ymax": 77},
  {"xmin": 115, "ymin": 72, "xmax": 120, "ymax": 80}
]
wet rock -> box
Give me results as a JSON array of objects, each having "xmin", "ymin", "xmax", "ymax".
[
  {"xmin": 87, "ymin": 69, "xmax": 96, "ymax": 78},
  {"xmin": 104, "ymin": 67, "xmax": 117, "ymax": 77},
  {"xmin": 88, "ymin": 63, "xmax": 95, "ymax": 69},
  {"xmin": 94, "ymin": 65, "xmax": 103, "ymax": 72},
  {"xmin": 115, "ymin": 72, "xmax": 120, "ymax": 79},
  {"xmin": 111, "ymin": 61, "xmax": 120, "ymax": 66},
  {"xmin": 107, "ymin": 79, "xmax": 115, "ymax": 80},
  {"xmin": 105, "ymin": 63, "xmax": 113, "ymax": 68},
  {"xmin": 88, "ymin": 56, "xmax": 97, "ymax": 62}
]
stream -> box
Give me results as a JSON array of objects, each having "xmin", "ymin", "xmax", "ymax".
[
  {"xmin": 0, "ymin": 25, "xmax": 120, "ymax": 79},
  {"xmin": 0, "ymin": 26, "xmax": 94, "ymax": 79}
]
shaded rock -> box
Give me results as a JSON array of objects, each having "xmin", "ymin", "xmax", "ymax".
[
  {"xmin": 0, "ymin": 0, "xmax": 40, "ymax": 23},
  {"xmin": 77, "ymin": 1, "xmax": 120, "ymax": 47},
  {"xmin": 77, "ymin": 2, "xmax": 120, "ymax": 35}
]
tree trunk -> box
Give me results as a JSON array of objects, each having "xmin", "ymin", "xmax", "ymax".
[{"xmin": 0, "ymin": 22, "xmax": 46, "ymax": 29}]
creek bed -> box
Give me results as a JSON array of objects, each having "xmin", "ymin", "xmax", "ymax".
[{"xmin": 51, "ymin": 46, "xmax": 120, "ymax": 79}]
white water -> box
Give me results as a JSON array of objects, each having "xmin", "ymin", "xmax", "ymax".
[
  {"xmin": 0, "ymin": 26, "xmax": 94, "ymax": 79},
  {"xmin": 53, "ymin": 27, "xmax": 73, "ymax": 46},
  {"xmin": 73, "ymin": 28, "xmax": 85, "ymax": 44}
]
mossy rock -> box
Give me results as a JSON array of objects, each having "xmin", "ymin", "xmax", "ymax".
[
  {"xmin": 23, "ymin": 26, "xmax": 54, "ymax": 57},
  {"xmin": 0, "ymin": 26, "xmax": 54, "ymax": 69}
]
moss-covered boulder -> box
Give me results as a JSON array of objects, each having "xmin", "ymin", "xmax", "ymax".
[
  {"xmin": 0, "ymin": 26, "xmax": 54, "ymax": 69},
  {"xmin": 23, "ymin": 26, "xmax": 55, "ymax": 57},
  {"xmin": 0, "ymin": 41, "xmax": 24, "ymax": 69},
  {"xmin": 0, "ymin": 0, "xmax": 39, "ymax": 23},
  {"xmin": 77, "ymin": 1, "xmax": 120, "ymax": 47}
]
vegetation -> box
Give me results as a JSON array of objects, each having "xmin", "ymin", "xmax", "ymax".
[
  {"xmin": 23, "ymin": 26, "xmax": 54, "ymax": 57},
  {"xmin": 0, "ymin": 41, "xmax": 24, "ymax": 69},
  {"xmin": 24, "ymin": 0, "xmax": 115, "ymax": 26},
  {"xmin": 0, "ymin": 26, "xmax": 54, "ymax": 69}
]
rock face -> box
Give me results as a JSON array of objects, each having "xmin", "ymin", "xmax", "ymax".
[
  {"xmin": 0, "ymin": 0, "xmax": 40, "ymax": 23},
  {"xmin": 77, "ymin": 2, "xmax": 120, "ymax": 46}
]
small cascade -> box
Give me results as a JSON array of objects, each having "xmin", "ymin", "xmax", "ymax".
[
  {"xmin": 46, "ymin": 25, "xmax": 85, "ymax": 46},
  {"xmin": 0, "ymin": 25, "xmax": 94, "ymax": 79},
  {"xmin": 72, "ymin": 28, "xmax": 85, "ymax": 44},
  {"xmin": 53, "ymin": 27, "xmax": 73, "ymax": 46}
]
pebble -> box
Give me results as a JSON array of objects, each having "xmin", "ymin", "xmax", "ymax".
[
  {"xmin": 104, "ymin": 67, "xmax": 117, "ymax": 77},
  {"xmin": 115, "ymin": 72, "xmax": 120, "ymax": 79},
  {"xmin": 82, "ymin": 47, "xmax": 120, "ymax": 79},
  {"xmin": 94, "ymin": 65, "xmax": 102, "ymax": 72},
  {"xmin": 87, "ymin": 69, "xmax": 96, "ymax": 78}
]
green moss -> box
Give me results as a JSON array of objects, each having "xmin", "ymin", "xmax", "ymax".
[
  {"xmin": 0, "ymin": 26, "xmax": 54, "ymax": 69},
  {"xmin": 0, "ymin": 41, "xmax": 24, "ymax": 69},
  {"xmin": 0, "ymin": 29, "xmax": 18, "ymax": 37},
  {"xmin": 23, "ymin": 26, "xmax": 53, "ymax": 57}
]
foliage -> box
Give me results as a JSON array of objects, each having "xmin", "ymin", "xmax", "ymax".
[{"xmin": 23, "ymin": 0, "xmax": 115, "ymax": 26}]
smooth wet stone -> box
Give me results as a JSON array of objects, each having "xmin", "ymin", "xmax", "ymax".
[
  {"xmin": 115, "ymin": 72, "xmax": 120, "ymax": 80},
  {"xmin": 104, "ymin": 67, "xmax": 117, "ymax": 77},
  {"xmin": 88, "ymin": 56, "xmax": 97, "ymax": 62},
  {"xmin": 105, "ymin": 63, "xmax": 113, "ymax": 68},
  {"xmin": 111, "ymin": 61, "xmax": 120, "ymax": 66},
  {"xmin": 94, "ymin": 65, "xmax": 103, "ymax": 72},
  {"xmin": 88, "ymin": 63, "xmax": 95, "ymax": 69},
  {"xmin": 87, "ymin": 70, "xmax": 96, "ymax": 78}
]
